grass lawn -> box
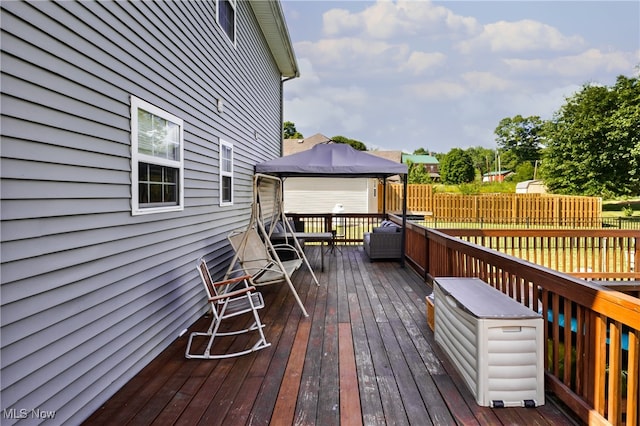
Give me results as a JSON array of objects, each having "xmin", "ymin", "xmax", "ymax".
[
  {"xmin": 602, "ymin": 198, "xmax": 640, "ymax": 218},
  {"xmin": 433, "ymin": 182, "xmax": 517, "ymax": 194}
]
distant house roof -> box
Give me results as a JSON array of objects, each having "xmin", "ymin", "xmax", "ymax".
[
  {"xmin": 368, "ymin": 150, "xmax": 403, "ymax": 163},
  {"xmin": 283, "ymin": 133, "xmax": 331, "ymax": 155},
  {"xmin": 483, "ymin": 170, "xmax": 513, "ymax": 177},
  {"xmin": 402, "ymin": 154, "xmax": 439, "ymax": 165},
  {"xmin": 249, "ymin": 1, "xmax": 299, "ymax": 77}
]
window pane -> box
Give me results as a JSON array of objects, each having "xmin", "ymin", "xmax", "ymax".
[
  {"xmin": 219, "ymin": 0, "xmax": 235, "ymax": 42},
  {"xmin": 221, "ymin": 144, "xmax": 232, "ymax": 172},
  {"xmin": 138, "ymin": 162, "xmax": 178, "ymax": 206},
  {"xmin": 138, "ymin": 110, "xmax": 154, "ymax": 155},
  {"xmin": 164, "ymin": 167, "xmax": 177, "ymax": 183},
  {"xmin": 166, "ymin": 121, "xmax": 180, "ymax": 161},
  {"xmin": 138, "ymin": 109, "xmax": 180, "ymax": 161},
  {"xmin": 222, "ymin": 175, "xmax": 232, "ymax": 203},
  {"xmin": 164, "ymin": 184, "xmax": 177, "ymax": 202},
  {"xmin": 149, "ymin": 164, "xmax": 164, "ymax": 182},
  {"xmin": 139, "ymin": 182, "xmax": 149, "ymax": 204},
  {"xmin": 139, "ymin": 162, "xmax": 149, "ymax": 181},
  {"xmin": 149, "ymin": 183, "xmax": 163, "ymax": 202}
]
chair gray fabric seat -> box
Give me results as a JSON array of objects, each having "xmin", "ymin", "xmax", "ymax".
[
  {"xmin": 363, "ymin": 222, "xmax": 402, "ymax": 261},
  {"xmin": 227, "ymin": 227, "xmax": 311, "ymax": 316}
]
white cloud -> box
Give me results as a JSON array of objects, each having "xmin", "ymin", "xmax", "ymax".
[
  {"xmin": 284, "ymin": 59, "xmax": 369, "ymax": 136},
  {"xmin": 461, "ymin": 72, "xmax": 513, "ymax": 92},
  {"xmin": 399, "ymin": 51, "xmax": 446, "ymax": 74},
  {"xmin": 323, "ymin": 8, "xmax": 361, "ymax": 36},
  {"xmin": 402, "ymin": 80, "xmax": 467, "ymax": 100},
  {"xmin": 284, "ymin": 58, "xmax": 320, "ymax": 95},
  {"xmin": 456, "ymin": 19, "xmax": 585, "ymax": 54},
  {"xmin": 294, "ymin": 38, "xmax": 404, "ymax": 71},
  {"xmin": 322, "ymin": 0, "xmax": 479, "ymax": 40},
  {"xmin": 504, "ymin": 49, "xmax": 639, "ymax": 77},
  {"xmin": 286, "ymin": 58, "xmax": 369, "ymax": 105}
]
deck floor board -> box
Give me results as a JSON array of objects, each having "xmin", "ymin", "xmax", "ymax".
[{"xmin": 84, "ymin": 246, "xmax": 580, "ymax": 425}]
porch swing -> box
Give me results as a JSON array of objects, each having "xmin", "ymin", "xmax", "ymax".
[{"xmin": 224, "ymin": 173, "xmax": 319, "ymax": 317}]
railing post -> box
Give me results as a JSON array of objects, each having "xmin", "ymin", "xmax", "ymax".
[{"xmin": 424, "ymin": 227, "xmax": 430, "ymax": 281}]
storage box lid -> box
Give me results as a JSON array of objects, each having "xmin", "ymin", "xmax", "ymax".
[{"xmin": 435, "ymin": 277, "xmax": 541, "ymax": 319}]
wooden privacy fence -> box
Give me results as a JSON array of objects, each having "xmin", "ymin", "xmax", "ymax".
[
  {"xmin": 401, "ymin": 218, "xmax": 639, "ymax": 426},
  {"xmin": 382, "ymin": 183, "xmax": 433, "ymax": 213},
  {"xmin": 381, "ymin": 183, "xmax": 602, "ymax": 225}
]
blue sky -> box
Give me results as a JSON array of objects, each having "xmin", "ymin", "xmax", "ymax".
[{"xmin": 281, "ymin": 1, "xmax": 640, "ymax": 154}]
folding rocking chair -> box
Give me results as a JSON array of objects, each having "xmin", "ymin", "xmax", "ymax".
[
  {"xmin": 226, "ymin": 226, "xmax": 310, "ymax": 317},
  {"xmin": 185, "ymin": 258, "xmax": 270, "ymax": 359}
]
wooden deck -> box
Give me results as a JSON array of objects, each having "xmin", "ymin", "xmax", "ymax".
[{"xmin": 84, "ymin": 246, "xmax": 580, "ymax": 426}]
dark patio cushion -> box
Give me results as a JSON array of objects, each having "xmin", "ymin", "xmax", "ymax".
[{"xmin": 373, "ymin": 225, "xmax": 400, "ymax": 233}]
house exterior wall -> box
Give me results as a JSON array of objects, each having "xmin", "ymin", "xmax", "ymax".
[
  {"xmin": 283, "ymin": 178, "xmax": 374, "ymax": 213},
  {"xmin": 367, "ymin": 178, "xmax": 379, "ymax": 213},
  {"xmin": 0, "ymin": 1, "xmax": 288, "ymax": 423}
]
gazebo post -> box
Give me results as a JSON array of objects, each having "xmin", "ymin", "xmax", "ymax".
[
  {"xmin": 401, "ymin": 174, "xmax": 407, "ymax": 268},
  {"xmin": 382, "ymin": 177, "xmax": 387, "ymax": 217}
]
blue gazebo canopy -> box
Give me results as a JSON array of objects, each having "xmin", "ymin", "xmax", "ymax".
[{"xmin": 255, "ymin": 143, "xmax": 407, "ymax": 178}]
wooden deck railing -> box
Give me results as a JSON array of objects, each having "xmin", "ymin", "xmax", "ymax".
[
  {"xmin": 286, "ymin": 212, "xmax": 639, "ymax": 424},
  {"xmin": 439, "ymin": 229, "xmax": 639, "ymax": 281},
  {"xmin": 401, "ymin": 217, "xmax": 640, "ymax": 426},
  {"xmin": 287, "ymin": 213, "xmax": 385, "ymax": 244}
]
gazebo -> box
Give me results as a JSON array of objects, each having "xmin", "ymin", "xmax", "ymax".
[{"xmin": 255, "ymin": 142, "xmax": 409, "ymax": 263}]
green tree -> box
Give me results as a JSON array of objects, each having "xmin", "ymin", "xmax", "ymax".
[
  {"xmin": 283, "ymin": 121, "xmax": 303, "ymax": 139},
  {"xmin": 440, "ymin": 148, "xmax": 475, "ymax": 184},
  {"xmin": 494, "ymin": 115, "xmax": 543, "ymax": 171},
  {"xmin": 507, "ymin": 162, "xmax": 535, "ymax": 182},
  {"xmin": 540, "ymin": 75, "xmax": 640, "ymax": 196},
  {"xmin": 497, "ymin": 150, "xmax": 518, "ymax": 173},
  {"xmin": 331, "ymin": 135, "xmax": 367, "ymax": 151},
  {"xmin": 466, "ymin": 146, "xmax": 496, "ymax": 177},
  {"xmin": 407, "ymin": 160, "xmax": 433, "ymax": 184}
]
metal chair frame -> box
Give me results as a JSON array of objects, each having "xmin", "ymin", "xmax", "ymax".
[{"xmin": 185, "ymin": 258, "xmax": 270, "ymax": 359}]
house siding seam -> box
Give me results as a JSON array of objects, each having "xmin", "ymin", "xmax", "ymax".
[{"xmin": 0, "ymin": 1, "xmax": 287, "ymax": 424}]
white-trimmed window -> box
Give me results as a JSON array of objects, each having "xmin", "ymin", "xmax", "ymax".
[
  {"xmin": 217, "ymin": 0, "xmax": 236, "ymax": 44},
  {"xmin": 219, "ymin": 139, "xmax": 234, "ymax": 206},
  {"xmin": 130, "ymin": 96, "xmax": 184, "ymax": 215}
]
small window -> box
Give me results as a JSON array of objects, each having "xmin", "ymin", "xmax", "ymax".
[
  {"xmin": 130, "ymin": 96, "xmax": 184, "ymax": 215},
  {"xmin": 218, "ymin": 0, "xmax": 236, "ymax": 44},
  {"xmin": 219, "ymin": 139, "xmax": 233, "ymax": 206}
]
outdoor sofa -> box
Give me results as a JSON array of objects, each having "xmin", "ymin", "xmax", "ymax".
[{"xmin": 363, "ymin": 220, "xmax": 403, "ymax": 261}]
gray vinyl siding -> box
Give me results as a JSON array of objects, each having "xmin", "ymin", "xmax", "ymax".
[
  {"xmin": 0, "ymin": 1, "xmax": 286, "ymax": 424},
  {"xmin": 283, "ymin": 178, "xmax": 372, "ymax": 214}
]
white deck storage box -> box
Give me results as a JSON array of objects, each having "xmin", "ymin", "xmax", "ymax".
[{"xmin": 434, "ymin": 278, "xmax": 544, "ymax": 408}]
